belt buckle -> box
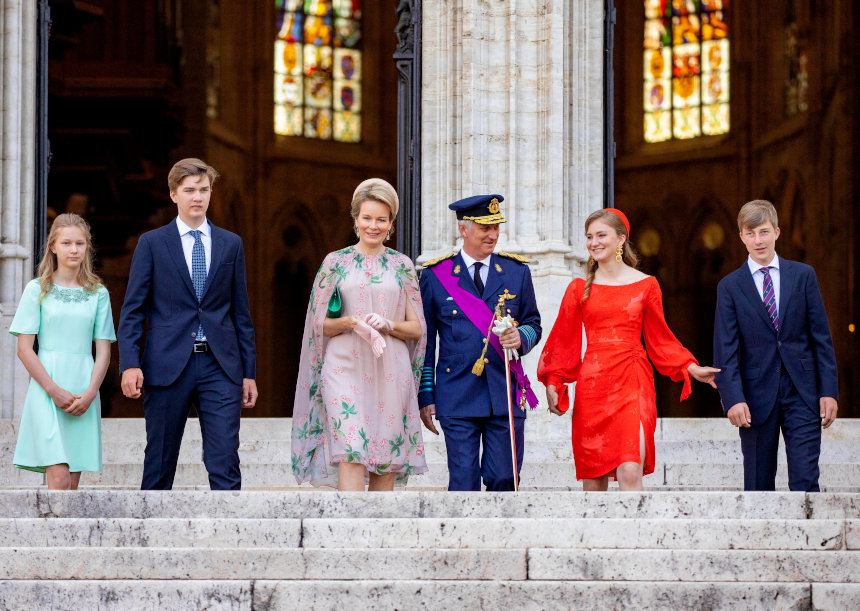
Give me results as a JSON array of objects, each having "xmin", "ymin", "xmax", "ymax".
[{"xmin": 193, "ymin": 342, "xmax": 207, "ymax": 353}]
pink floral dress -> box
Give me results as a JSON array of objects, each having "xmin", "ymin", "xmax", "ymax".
[{"xmin": 291, "ymin": 246, "xmax": 428, "ymax": 486}]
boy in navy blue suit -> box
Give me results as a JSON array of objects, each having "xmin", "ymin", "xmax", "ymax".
[
  {"xmin": 418, "ymin": 195, "xmax": 541, "ymax": 491},
  {"xmin": 714, "ymin": 200, "xmax": 838, "ymax": 491},
  {"xmin": 118, "ymin": 158, "xmax": 257, "ymax": 490}
]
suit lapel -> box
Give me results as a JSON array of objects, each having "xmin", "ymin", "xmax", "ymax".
[
  {"xmin": 201, "ymin": 223, "xmax": 224, "ymax": 300},
  {"xmin": 454, "ymin": 251, "xmax": 481, "ymax": 298},
  {"xmin": 736, "ymin": 263, "xmax": 777, "ymax": 334},
  {"xmin": 482, "ymin": 254, "xmax": 505, "ymax": 306},
  {"xmin": 777, "ymin": 258, "xmax": 794, "ymax": 331},
  {"xmin": 164, "ymin": 222, "xmax": 197, "ymax": 298}
]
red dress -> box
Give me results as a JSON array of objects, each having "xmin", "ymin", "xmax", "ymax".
[{"xmin": 537, "ymin": 277, "xmax": 697, "ymax": 480}]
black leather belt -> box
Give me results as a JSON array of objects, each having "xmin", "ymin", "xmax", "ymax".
[{"xmin": 192, "ymin": 341, "xmax": 209, "ymax": 353}]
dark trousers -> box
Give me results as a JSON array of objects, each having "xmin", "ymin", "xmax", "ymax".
[
  {"xmin": 740, "ymin": 370, "xmax": 822, "ymax": 492},
  {"xmin": 438, "ymin": 415, "xmax": 525, "ymax": 491},
  {"xmin": 141, "ymin": 350, "xmax": 242, "ymax": 490}
]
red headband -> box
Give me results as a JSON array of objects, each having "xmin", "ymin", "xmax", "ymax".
[{"xmin": 606, "ymin": 208, "xmax": 630, "ymax": 239}]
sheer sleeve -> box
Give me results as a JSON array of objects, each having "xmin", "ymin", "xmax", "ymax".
[
  {"xmin": 537, "ymin": 279, "xmax": 584, "ymax": 411},
  {"xmin": 397, "ymin": 254, "xmax": 427, "ymax": 392},
  {"xmin": 642, "ymin": 278, "xmax": 697, "ymax": 400},
  {"xmin": 291, "ymin": 251, "xmax": 338, "ymax": 485},
  {"xmin": 9, "ymin": 280, "xmax": 41, "ymax": 336}
]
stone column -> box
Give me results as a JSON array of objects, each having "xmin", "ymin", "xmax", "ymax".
[
  {"xmin": 0, "ymin": 0, "xmax": 37, "ymax": 419},
  {"xmin": 421, "ymin": 0, "xmax": 605, "ymax": 403}
]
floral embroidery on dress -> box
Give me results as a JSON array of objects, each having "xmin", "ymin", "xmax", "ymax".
[{"xmin": 51, "ymin": 285, "xmax": 94, "ymax": 304}]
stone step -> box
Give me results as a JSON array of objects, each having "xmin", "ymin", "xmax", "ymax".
[
  {"xmin": 0, "ymin": 548, "xmax": 526, "ymax": 580},
  {"xmin": 2, "ymin": 490, "xmax": 857, "ymax": 520},
  {"xmin": 0, "ymin": 518, "xmax": 301, "ymax": 548},
  {"xmin": 3, "ymin": 437, "xmax": 854, "ymax": 464},
  {"xmin": 3, "ymin": 459, "xmax": 856, "ymax": 490},
  {"xmin": 2, "ymin": 417, "xmax": 858, "ymax": 443},
  {"xmin": 659, "ymin": 418, "xmax": 860, "ymax": 441},
  {"xmin": 0, "ymin": 517, "xmax": 851, "ymax": 551},
  {"xmin": 662, "ymin": 463, "xmax": 860, "ymax": 488},
  {"xmin": 300, "ymin": 517, "xmax": 852, "ymax": 550},
  {"xmin": 46, "ymin": 483, "xmax": 859, "ymax": 493},
  {"xmin": 0, "ymin": 547, "xmax": 858, "ymax": 582},
  {"xmin": 0, "ymin": 467, "xmax": 43, "ymax": 487},
  {"xmin": 4, "ymin": 580, "xmax": 854, "ymax": 611},
  {"xmin": 528, "ymin": 549, "xmax": 860, "ymax": 582},
  {"xmin": 6, "ymin": 437, "xmax": 860, "ymax": 464}
]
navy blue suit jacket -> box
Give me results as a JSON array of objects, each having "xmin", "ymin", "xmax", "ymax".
[
  {"xmin": 418, "ymin": 251, "xmax": 541, "ymax": 419},
  {"xmin": 118, "ymin": 220, "xmax": 256, "ymax": 386},
  {"xmin": 713, "ymin": 258, "xmax": 838, "ymax": 422}
]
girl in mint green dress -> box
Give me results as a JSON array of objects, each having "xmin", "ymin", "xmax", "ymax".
[{"xmin": 10, "ymin": 213, "xmax": 115, "ymax": 489}]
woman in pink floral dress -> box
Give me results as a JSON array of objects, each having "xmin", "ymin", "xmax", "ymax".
[{"xmin": 291, "ymin": 178, "xmax": 428, "ymax": 490}]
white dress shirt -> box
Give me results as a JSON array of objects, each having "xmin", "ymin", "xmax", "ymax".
[
  {"xmin": 176, "ymin": 217, "xmax": 211, "ymax": 341},
  {"xmin": 746, "ymin": 253, "xmax": 780, "ymax": 308},
  {"xmin": 459, "ymin": 249, "xmax": 491, "ymax": 289},
  {"xmin": 176, "ymin": 217, "xmax": 212, "ymax": 277}
]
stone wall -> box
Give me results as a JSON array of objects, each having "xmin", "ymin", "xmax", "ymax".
[
  {"xmin": 0, "ymin": 0, "xmax": 37, "ymax": 419},
  {"xmin": 421, "ymin": 0, "xmax": 605, "ymax": 394}
]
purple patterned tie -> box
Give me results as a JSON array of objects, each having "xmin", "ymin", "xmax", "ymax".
[{"xmin": 760, "ymin": 266, "xmax": 779, "ymax": 329}]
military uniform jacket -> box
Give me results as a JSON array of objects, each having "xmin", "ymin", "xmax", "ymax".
[{"xmin": 418, "ymin": 251, "xmax": 541, "ymax": 418}]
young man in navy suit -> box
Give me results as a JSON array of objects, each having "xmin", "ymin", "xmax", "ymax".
[
  {"xmin": 714, "ymin": 200, "xmax": 838, "ymax": 491},
  {"xmin": 118, "ymin": 158, "xmax": 257, "ymax": 490},
  {"xmin": 418, "ymin": 195, "xmax": 541, "ymax": 491}
]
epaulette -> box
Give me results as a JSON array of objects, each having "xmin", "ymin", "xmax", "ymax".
[
  {"xmin": 496, "ymin": 251, "xmax": 531, "ymax": 264},
  {"xmin": 422, "ymin": 252, "xmax": 456, "ymax": 267}
]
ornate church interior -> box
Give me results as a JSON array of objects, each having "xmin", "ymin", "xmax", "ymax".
[{"xmin": 43, "ymin": 0, "xmax": 858, "ymax": 418}]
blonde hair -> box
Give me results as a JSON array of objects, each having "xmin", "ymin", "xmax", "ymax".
[
  {"xmin": 737, "ymin": 199, "xmax": 779, "ymax": 232},
  {"xmin": 582, "ymin": 209, "xmax": 639, "ymax": 302},
  {"xmin": 167, "ymin": 158, "xmax": 220, "ymax": 192},
  {"xmin": 37, "ymin": 213, "xmax": 102, "ymax": 302},
  {"xmin": 350, "ymin": 178, "xmax": 399, "ymax": 221}
]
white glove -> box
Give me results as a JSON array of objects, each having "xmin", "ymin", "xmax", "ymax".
[
  {"xmin": 365, "ymin": 313, "xmax": 394, "ymax": 334},
  {"xmin": 492, "ymin": 315, "xmax": 520, "ymax": 360}
]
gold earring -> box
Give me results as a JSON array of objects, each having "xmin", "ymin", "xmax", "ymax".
[{"xmin": 615, "ymin": 244, "xmax": 623, "ymax": 262}]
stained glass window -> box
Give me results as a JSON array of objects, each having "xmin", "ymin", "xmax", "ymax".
[
  {"xmin": 274, "ymin": 0, "xmax": 363, "ymax": 143},
  {"xmin": 643, "ymin": 0, "xmax": 730, "ymax": 142}
]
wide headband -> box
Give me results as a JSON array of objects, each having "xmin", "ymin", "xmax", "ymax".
[{"xmin": 606, "ymin": 208, "xmax": 630, "ymax": 239}]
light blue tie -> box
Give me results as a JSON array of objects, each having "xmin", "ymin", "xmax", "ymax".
[{"xmin": 189, "ymin": 230, "xmax": 206, "ymax": 340}]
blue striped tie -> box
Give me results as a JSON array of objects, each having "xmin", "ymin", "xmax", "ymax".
[
  {"xmin": 760, "ymin": 266, "xmax": 779, "ymax": 330},
  {"xmin": 190, "ymin": 230, "xmax": 206, "ymax": 339}
]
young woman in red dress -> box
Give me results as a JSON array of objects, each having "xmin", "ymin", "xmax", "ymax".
[{"xmin": 537, "ymin": 209, "xmax": 719, "ymax": 491}]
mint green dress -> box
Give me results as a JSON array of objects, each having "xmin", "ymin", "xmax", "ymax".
[{"xmin": 10, "ymin": 279, "xmax": 116, "ymax": 473}]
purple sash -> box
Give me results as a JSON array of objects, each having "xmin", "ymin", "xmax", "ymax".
[{"xmin": 430, "ymin": 258, "xmax": 539, "ymax": 409}]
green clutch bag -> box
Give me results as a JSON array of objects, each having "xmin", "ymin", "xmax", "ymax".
[{"xmin": 327, "ymin": 286, "xmax": 343, "ymax": 318}]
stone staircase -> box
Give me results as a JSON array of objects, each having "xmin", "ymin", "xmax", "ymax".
[
  {"xmin": 1, "ymin": 416, "xmax": 858, "ymax": 491},
  {"xmin": 0, "ymin": 489, "xmax": 857, "ymax": 608},
  {"xmin": 0, "ymin": 417, "xmax": 857, "ymax": 609}
]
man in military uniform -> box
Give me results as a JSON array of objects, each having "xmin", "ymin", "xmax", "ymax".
[{"xmin": 418, "ymin": 194, "xmax": 542, "ymax": 491}]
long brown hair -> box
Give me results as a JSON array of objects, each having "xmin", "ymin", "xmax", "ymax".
[
  {"xmin": 37, "ymin": 213, "xmax": 102, "ymax": 302},
  {"xmin": 582, "ymin": 209, "xmax": 639, "ymax": 302}
]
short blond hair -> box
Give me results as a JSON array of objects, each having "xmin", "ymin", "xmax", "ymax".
[
  {"xmin": 168, "ymin": 158, "xmax": 220, "ymax": 192},
  {"xmin": 350, "ymin": 178, "xmax": 399, "ymax": 221},
  {"xmin": 738, "ymin": 199, "xmax": 779, "ymax": 232}
]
